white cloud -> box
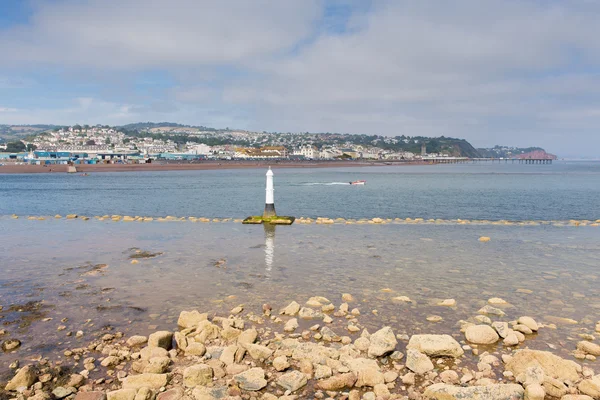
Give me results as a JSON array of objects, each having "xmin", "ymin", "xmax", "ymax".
[{"xmin": 0, "ymin": 107, "xmax": 19, "ymax": 112}]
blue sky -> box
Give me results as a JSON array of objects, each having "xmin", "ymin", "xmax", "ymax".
[{"xmin": 1, "ymin": 0, "xmax": 600, "ymax": 157}]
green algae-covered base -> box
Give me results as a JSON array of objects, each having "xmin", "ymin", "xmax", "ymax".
[{"xmin": 242, "ymin": 216, "xmax": 295, "ymax": 225}]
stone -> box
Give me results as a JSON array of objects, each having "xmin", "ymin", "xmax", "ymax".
[
  {"xmin": 277, "ymin": 370, "xmax": 308, "ymax": 392},
  {"xmin": 561, "ymin": 396, "xmax": 594, "ymax": 400},
  {"xmin": 107, "ymin": 389, "xmax": 137, "ymax": 400},
  {"xmin": 513, "ymin": 324, "xmax": 533, "ymax": 335},
  {"xmin": 524, "ymin": 384, "xmax": 545, "ymax": 400},
  {"xmin": 342, "ymin": 293, "xmax": 354, "ymax": 302},
  {"xmin": 156, "ymin": 388, "xmax": 184, "ymax": 400},
  {"xmin": 191, "ymin": 386, "xmax": 228, "ymax": 400},
  {"xmin": 522, "ymin": 366, "xmax": 545, "ymax": 386},
  {"xmin": 492, "ymin": 322, "xmax": 510, "ymax": 338},
  {"xmin": 74, "ymin": 392, "xmax": 107, "ymax": 400},
  {"xmin": 374, "ymin": 383, "xmax": 390, "ymax": 398},
  {"xmin": 423, "ymin": 383, "xmax": 524, "ymax": 400},
  {"xmin": 478, "ymin": 305, "xmax": 506, "ymax": 316},
  {"xmin": 518, "ymin": 316, "xmax": 539, "ymax": 332},
  {"xmin": 140, "ymin": 346, "xmax": 169, "ymax": 360},
  {"xmin": 230, "ymin": 305, "xmax": 243, "ymax": 314},
  {"xmin": 185, "ymin": 342, "xmax": 206, "ymax": 356},
  {"xmin": 543, "ymin": 377, "xmax": 567, "ymax": 398},
  {"xmin": 5, "ymin": 365, "xmax": 37, "ymax": 391},
  {"xmin": 101, "ymin": 355, "xmax": 120, "ymax": 367},
  {"xmin": 440, "ymin": 370, "xmax": 460, "ymax": 384},
  {"xmin": 438, "ymin": 299, "xmax": 456, "ymax": 306},
  {"xmin": 506, "ymin": 350, "xmax": 581, "ymax": 382},
  {"xmin": 234, "ymin": 367, "xmax": 267, "ymax": 391},
  {"xmin": 465, "ymin": 325, "xmax": 500, "ymax": 344},
  {"xmin": 578, "ymin": 341, "xmax": 600, "ymax": 356},
  {"xmin": 488, "ymin": 297, "xmax": 508, "ymax": 305},
  {"xmin": 183, "ymin": 364, "xmax": 213, "ymax": 387},
  {"xmin": 504, "ymin": 332, "xmax": 520, "ymax": 346},
  {"xmin": 122, "ymin": 373, "xmax": 168, "ymax": 390},
  {"xmin": 52, "ymin": 387, "xmax": 77, "ymax": 399},
  {"xmin": 316, "ymin": 372, "xmax": 357, "ymax": 391},
  {"xmin": 347, "ymin": 358, "xmax": 385, "ymax": 387},
  {"xmin": 148, "ymin": 331, "xmax": 173, "ymax": 350},
  {"xmin": 355, "ymin": 337, "xmax": 370, "ymax": 352},
  {"xmin": 273, "ymin": 355, "xmax": 290, "ymax": 371},
  {"xmin": 67, "ymin": 374, "xmax": 85, "ymax": 388},
  {"xmin": 134, "ymin": 387, "xmax": 155, "ymax": 400},
  {"xmin": 578, "ymin": 376, "xmax": 600, "ymax": 399},
  {"xmin": 406, "ymin": 349, "xmax": 434, "ymax": 374},
  {"xmin": 299, "ymin": 307, "xmax": 323, "ymax": 319},
  {"xmin": 1, "ymin": 339, "xmax": 21, "ymax": 351},
  {"xmin": 144, "ymin": 356, "xmax": 171, "ymax": 374},
  {"xmin": 281, "ymin": 301, "xmax": 301, "ymax": 316},
  {"xmin": 479, "ymin": 236, "xmax": 491, "ymax": 242},
  {"xmin": 315, "ymin": 364, "xmax": 332, "ymax": 380},
  {"xmin": 368, "ymin": 327, "xmax": 397, "ymax": 357},
  {"xmin": 237, "ymin": 328, "xmax": 258, "ymax": 345},
  {"xmin": 244, "ymin": 343, "xmax": 273, "ymax": 360},
  {"xmin": 127, "ymin": 335, "xmax": 148, "ymax": 347},
  {"xmin": 384, "ymin": 371, "xmax": 398, "ymax": 383},
  {"xmin": 407, "ymin": 334, "xmax": 464, "ymax": 358},
  {"xmin": 321, "ymin": 326, "xmax": 341, "ymax": 342},
  {"xmin": 284, "ymin": 318, "xmax": 299, "ymax": 332}
]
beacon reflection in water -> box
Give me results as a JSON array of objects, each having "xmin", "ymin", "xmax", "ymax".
[{"xmin": 264, "ymin": 223, "xmax": 275, "ymax": 277}]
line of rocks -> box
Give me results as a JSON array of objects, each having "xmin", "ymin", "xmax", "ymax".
[{"xmin": 3, "ymin": 295, "xmax": 600, "ymax": 400}]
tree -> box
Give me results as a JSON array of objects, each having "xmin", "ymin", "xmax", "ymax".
[
  {"xmin": 5, "ymin": 141, "xmax": 26, "ymax": 152},
  {"xmin": 86, "ymin": 139, "xmax": 96, "ymax": 146},
  {"xmin": 105, "ymin": 138, "xmax": 111, "ymax": 145},
  {"xmin": 26, "ymin": 144, "xmax": 37, "ymax": 151}
]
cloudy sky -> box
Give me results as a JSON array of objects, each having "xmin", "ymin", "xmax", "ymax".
[{"xmin": 1, "ymin": 0, "xmax": 599, "ymax": 156}]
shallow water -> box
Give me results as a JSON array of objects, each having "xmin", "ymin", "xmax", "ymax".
[
  {"xmin": 1, "ymin": 218, "xmax": 599, "ymax": 376},
  {"xmin": 1, "ymin": 161, "xmax": 599, "ymax": 220}
]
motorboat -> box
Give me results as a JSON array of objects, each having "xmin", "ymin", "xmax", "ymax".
[{"xmin": 350, "ymin": 180, "xmax": 366, "ymax": 185}]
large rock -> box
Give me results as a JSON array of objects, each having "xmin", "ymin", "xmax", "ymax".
[
  {"xmin": 74, "ymin": 392, "xmax": 106, "ymax": 400},
  {"xmin": 406, "ymin": 349, "xmax": 434, "ymax": 375},
  {"xmin": 316, "ymin": 372, "xmax": 357, "ymax": 390},
  {"xmin": 346, "ymin": 358, "xmax": 385, "ymax": 387},
  {"xmin": 122, "ymin": 373, "xmax": 168, "ymax": 390},
  {"xmin": 577, "ymin": 341, "xmax": 600, "ymax": 356},
  {"xmin": 367, "ymin": 327, "xmax": 397, "ymax": 357},
  {"xmin": 178, "ymin": 310, "xmax": 207, "ymax": 329},
  {"xmin": 183, "ymin": 364, "xmax": 213, "ymax": 387},
  {"xmin": 424, "ymin": 383, "xmax": 524, "ymax": 399},
  {"xmin": 107, "ymin": 389, "xmax": 136, "ymax": 400},
  {"xmin": 191, "ymin": 386, "xmax": 228, "ymax": 400},
  {"xmin": 148, "ymin": 331, "xmax": 173, "ymax": 350},
  {"xmin": 561, "ymin": 396, "xmax": 594, "ymax": 400},
  {"xmin": 237, "ymin": 329, "xmax": 257, "ymax": 345},
  {"xmin": 5, "ymin": 365, "xmax": 38, "ymax": 391},
  {"xmin": 134, "ymin": 388, "xmax": 154, "ymax": 400},
  {"xmin": 506, "ymin": 350, "xmax": 581, "ymax": 382},
  {"xmin": 243, "ymin": 343, "xmax": 273, "ymax": 360},
  {"xmin": 280, "ymin": 301, "xmax": 301, "ymax": 316},
  {"xmin": 407, "ymin": 334, "xmax": 464, "ymax": 358},
  {"xmin": 465, "ymin": 325, "xmax": 500, "ymax": 344},
  {"xmin": 156, "ymin": 388, "xmax": 184, "ymax": 400},
  {"xmin": 277, "ymin": 370, "xmax": 308, "ymax": 392},
  {"xmin": 578, "ymin": 376, "xmax": 600, "ymax": 399},
  {"xmin": 233, "ymin": 367, "xmax": 267, "ymax": 391},
  {"xmin": 492, "ymin": 322, "xmax": 510, "ymax": 339},
  {"xmin": 517, "ymin": 316, "xmax": 539, "ymax": 332},
  {"xmin": 126, "ymin": 335, "xmax": 148, "ymax": 347}
]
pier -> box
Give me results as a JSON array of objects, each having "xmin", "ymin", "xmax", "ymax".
[{"xmin": 422, "ymin": 157, "xmax": 553, "ymax": 164}]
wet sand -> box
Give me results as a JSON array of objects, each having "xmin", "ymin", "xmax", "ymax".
[{"xmin": 0, "ymin": 160, "xmax": 426, "ymax": 174}]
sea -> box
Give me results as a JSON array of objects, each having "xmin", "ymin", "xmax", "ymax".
[{"xmin": 0, "ymin": 161, "xmax": 599, "ymax": 378}]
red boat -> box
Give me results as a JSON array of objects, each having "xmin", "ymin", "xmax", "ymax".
[{"xmin": 350, "ymin": 180, "xmax": 366, "ymax": 185}]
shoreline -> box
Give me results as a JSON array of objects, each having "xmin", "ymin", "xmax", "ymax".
[{"xmin": 0, "ymin": 160, "xmax": 427, "ymax": 174}]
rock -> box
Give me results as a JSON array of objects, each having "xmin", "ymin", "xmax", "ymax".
[
  {"xmin": 134, "ymin": 387, "xmax": 155, "ymax": 400},
  {"xmin": 122, "ymin": 373, "xmax": 168, "ymax": 390},
  {"xmin": 243, "ymin": 343, "xmax": 273, "ymax": 360},
  {"xmin": 578, "ymin": 376, "xmax": 600, "ymax": 398},
  {"xmin": 281, "ymin": 301, "xmax": 301, "ymax": 316},
  {"xmin": 524, "ymin": 383, "xmax": 545, "ymax": 400},
  {"xmin": 561, "ymin": 395, "xmax": 594, "ymax": 400},
  {"xmin": 513, "ymin": 324, "xmax": 533, "ymax": 335},
  {"xmin": 321, "ymin": 326, "xmax": 341, "ymax": 342},
  {"xmin": 277, "ymin": 370, "xmax": 308, "ymax": 392},
  {"xmin": 578, "ymin": 341, "xmax": 600, "ymax": 356},
  {"xmin": 423, "ymin": 383, "xmax": 524, "ymax": 399},
  {"xmin": 299, "ymin": 307, "xmax": 323, "ymax": 319},
  {"xmin": 127, "ymin": 336, "xmax": 148, "ymax": 347},
  {"xmin": 368, "ymin": 327, "xmax": 397, "ymax": 357},
  {"xmin": 355, "ymin": 337, "xmax": 370, "ymax": 352},
  {"xmin": 1, "ymin": 339, "xmax": 21, "ymax": 351},
  {"xmin": 488, "ymin": 297, "xmax": 508, "ymax": 305},
  {"xmin": 183, "ymin": 364, "xmax": 213, "ymax": 387},
  {"xmin": 543, "ymin": 377, "xmax": 567, "ymax": 398},
  {"xmin": 440, "ymin": 370, "xmax": 460, "ymax": 384},
  {"xmin": 237, "ymin": 328, "xmax": 258, "ymax": 345},
  {"xmin": 101, "ymin": 355, "xmax": 120, "ymax": 367},
  {"xmin": 230, "ymin": 305, "xmax": 243, "ymax": 314},
  {"xmin": 52, "ymin": 387, "xmax": 77, "ymax": 399},
  {"xmin": 148, "ymin": 331, "xmax": 173, "ymax": 350},
  {"xmin": 521, "ymin": 366, "xmax": 545, "ymax": 387},
  {"xmin": 5, "ymin": 365, "xmax": 38, "ymax": 391},
  {"xmin": 478, "ymin": 305, "xmax": 506, "ymax": 316},
  {"xmin": 465, "ymin": 325, "xmax": 500, "ymax": 344},
  {"xmin": 475, "ymin": 315, "xmax": 492, "ymax": 324},
  {"xmin": 185, "ymin": 342, "xmax": 206, "ymax": 356},
  {"xmin": 492, "ymin": 322, "xmax": 510, "ymax": 339},
  {"xmin": 191, "ymin": 386, "xmax": 228, "ymax": 400},
  {"xmin": 107, "ymin": 389, "xmax": 137, "ymax": 400},
  {"xmin": 273, "ymin": 355, "xmax": 290, "ymax": 371},
  {"xmin": 506, "ymin": 350, "xmax": 581, "ymax": 382},
  {"xmin": 140, "ymin": 346, "xmax": 169, "ymax": 360},
  {"xmin": 347, "ymin": 358, "xmax": 385, "ymax": 387},
  {"xmin": 406, "ymin": 349, "xmax": 434, "ymax": 374},
  {"xmin": 284, "ymin": 318, "xmax": 299, "ymax": 332},
  {"xmin": 518, "ymin": 316, "xmax": 539, "ymax": 332},
  {"xmin": 438, "ymin": 299, "xmax": 456, "ymax": 306},
  {"xmin": 314, "ymin": 364, "xmax": 332, "ymax": 380},
  {"xmin": 144, "ymin": 356, "xmax": 171, "ymax": 374},
  {"xmin": 156, "ymin": 387, "xmax": 184, "ymax": 400},
  {"xmin": 479, "ymin": 236, "xmax": 491, "ymax": 242},
  {"xmin": 504, "ymin": 331, "xmax": 520, "ymax": 346},
  {"xmin": 233, "ymin": 367, "xmax": 267, "ymax": 391},
  {"xmin": 342, "ymin": 293, "xmax": 354, "ymax": 302},
  {"xmin": 316, "ymin": 372, "xmax": 357, "ymax": 391},
  {"xmin": 74, "ymin": 392, "xmax": 107, "ymax": 400},
  {"xmin": 178, "ymin": 311, "xmax": 207, "ymax": 329},
  {"xmin": 67, "ymin": 374, "xmax": 85, "ymax": 388},
  {"xmin": 407, "ymin": 334, "xmax": 464, "ymax": 358}
]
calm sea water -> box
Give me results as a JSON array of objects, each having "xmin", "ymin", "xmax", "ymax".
[{"xmin": 1, "ymin": 161, "xmax": 599, "ymax": 220}]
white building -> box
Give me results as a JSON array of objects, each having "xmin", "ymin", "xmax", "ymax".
[{"xmin": 295, "ymin": 145, "xmax": 318, "ymax": 159}]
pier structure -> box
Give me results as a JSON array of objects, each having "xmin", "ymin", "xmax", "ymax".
[
  {"xmin": 422, "ymin": 157, "xmax": 553, "ymax": 164},
  {"xmin": 243, "ymin": 167, "xmax": 295, "ymax": 225},
  {"xmin": 263, "ymin": 167, "xmax": 276, "ymax": 218}
]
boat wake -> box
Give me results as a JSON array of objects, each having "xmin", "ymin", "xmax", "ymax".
[{"xmin": 301, "ymin": 182, "xmax": 351, "ymax": 186}]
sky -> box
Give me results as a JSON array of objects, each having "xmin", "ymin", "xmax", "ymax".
[{"xmin": 1, "ymin": 0, "xmax": 600, "ymax": 156}]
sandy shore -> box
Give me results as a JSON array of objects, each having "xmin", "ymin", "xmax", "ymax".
[{"xmin": 0, "ymin": 160, "xmax": 426, "ymax": 174}]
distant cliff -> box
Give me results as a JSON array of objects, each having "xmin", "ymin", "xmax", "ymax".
[{"xmin": 477, "ymin": 146, "xmax": 556, "ymax": 159}]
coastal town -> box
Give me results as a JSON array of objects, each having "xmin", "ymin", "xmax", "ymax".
[{"xmin": 0, "ymin": 124, "xmax": 556, "ymax": 166}]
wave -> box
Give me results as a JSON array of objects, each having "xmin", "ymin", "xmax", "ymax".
[{"xmin": 301, "ymin": 182, "xmax": 351, "ymax": 186}]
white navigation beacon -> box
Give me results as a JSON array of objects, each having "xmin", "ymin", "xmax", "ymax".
[{"xmin": 263, "ymin": 166, "xmax": 276, "ymax": 217}]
